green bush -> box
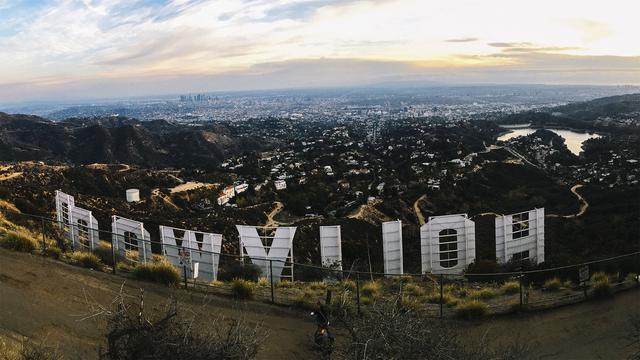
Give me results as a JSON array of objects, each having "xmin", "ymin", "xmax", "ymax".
[
  {"xmin": 0, "ymin": 231, "xmax": 37, "ymax": 252},
  {"xmin": 361, "ymin": 281, "xmax": 381, "ymax": 297},
  {"xmin": 592, "ymin": 277, "xmax": 611, "ymax": 298},
  {"xmin": 231, "ymin": 279, "xmax": 256, "ymax": 300},
  {"xmin": 71, "ymin": 251, "xmax": 102, "ymax": 270},
  {"xmin": 133, "ymin": 261, "xmax": 181, "ymax": 286},
  {"xmin": 43, "ymin": 246, "xmax": 62, "ymax": 259},
  {"xmin": 501, "ymin": 280, "xmax": 520, "ymax": 295},
  {"xmin": 544, "ymin": 277, "xmax": 563, "ymax": 291},
  {"xmin": 455, "ymin": 300, "xmax": 488, "ymax": 320}
]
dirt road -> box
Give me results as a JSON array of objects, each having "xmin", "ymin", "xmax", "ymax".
[
  {"xmin": 0, "ymin": 249, "xmax": 315, "ymax": 359},
  {"xmin": 468, "ymin": 289, "xmax": 640, "ymax": 359}
]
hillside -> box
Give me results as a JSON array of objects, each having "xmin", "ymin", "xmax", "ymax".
[
  {"xmin": 0, "ymin": 113, "xmax": 262, "ymax": 167},
  {"xmin": 499, "ymin": 93, "xmax": 640, "ymax": 133}
]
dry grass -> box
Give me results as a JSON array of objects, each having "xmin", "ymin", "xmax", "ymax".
[
  {"xmin": 0, "ymin": 230, "xmax": 38, "ymax": 252},
  {"xmin": 70, "ymin": 251, "xmax": 102, "ymax": 270},
  {"xmin": 133, "ymin": 260, "xmax": 181, "ymax": 286},
  {"xmin": 361, "ymin": 281, "xmax": 382, "ymax": 298},
  {"xmin": 544, "ymin": 277, "xmax": 563, "ymax": 292},
  {"xmin": 455, "ymin": 300, "xmax": 488, "ymax": 320},
  {"xmin": 231, "ymin": 278, "xmax": 256, "ymax": 300},
  {"xmin": 501, "ymin": 281, "xmax": 520, "ymax": 295}
]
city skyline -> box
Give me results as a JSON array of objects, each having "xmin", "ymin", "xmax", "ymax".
[{"xmin": 1, "ymin": 0, "xmax": 639, "ymax": 102}]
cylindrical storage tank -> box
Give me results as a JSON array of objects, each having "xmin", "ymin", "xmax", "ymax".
[{"xmin": 126, "ymin": 189, "xmax": 140, "ymax": 202}]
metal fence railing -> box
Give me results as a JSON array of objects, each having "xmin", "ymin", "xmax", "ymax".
[{"xmin": 1, "ymin": 207, "xmax": 639, "ymax": 318}]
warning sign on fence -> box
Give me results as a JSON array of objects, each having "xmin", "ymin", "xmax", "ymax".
[
  {"xmin": 578, "ymin": 265, "xmax": 589, "ymax": 283},
  {"xmin": 178, "ymin": 248, "xmax": 191, "ymax": 265}
]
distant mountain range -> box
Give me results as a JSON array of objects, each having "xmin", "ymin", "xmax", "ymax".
[{"xmin": 0, "ymin": 114, "xmax": 261, "ymax": 167}]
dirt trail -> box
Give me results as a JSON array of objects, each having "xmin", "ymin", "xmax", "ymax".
[
  {"xmin": 547, "ymin": 184, "xmax": 588, "ymax": 218},
  {"xmin": 264, "ymin": 201, "xmax": 283, "ymax": 227},
  {"xmin": 0, "ymin": 249, "xmax": 314, "ymax": 359},
  {"xmin": 413, "ymin": 194, "xmax": 427, "ymax": 225}
]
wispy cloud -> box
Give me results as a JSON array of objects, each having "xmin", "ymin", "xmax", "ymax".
[{"xmin": 445, "ymin": 37, "xmax": 478, "ymax": 43}]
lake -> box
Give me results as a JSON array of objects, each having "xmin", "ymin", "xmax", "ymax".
[{"xmin": 497, "ymin": 127, "xmax": 602, "ymax": 155}]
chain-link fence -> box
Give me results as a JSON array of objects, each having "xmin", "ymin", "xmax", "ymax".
[{"xmin": 2, "ymin": 208, "xmax": 639, "ymax": 319}]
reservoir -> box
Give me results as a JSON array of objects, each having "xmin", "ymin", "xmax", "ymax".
[{"xmin": 497, "ymin": 127, "xmax": 602, "ymax": 155}]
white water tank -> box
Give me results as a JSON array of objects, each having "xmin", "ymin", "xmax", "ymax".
[{"xmin": 126, "ymin": 189, "xmax": 140, "ymax": 202}]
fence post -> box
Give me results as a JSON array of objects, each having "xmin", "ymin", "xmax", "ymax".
[
  {"xmin": 183, "ymin": 264, "xmax": 188, "ymax": 289},
  {"xmin": 356, "ymin": 272, "xmax": 361, "ymax": 316},
  {"xmin": 439, "ymin": 274, "xmax": 444, "ymax": 318},
  {"xmin": 269, "ymin": 259, "xmax": 275, "ymax": 303},
  {"xmin": 40, "ymin": 218, "xmax": 47, "ymax": 253},
  {"xmin": 519, "ymin": 272, "xmax": 524, "ymax": 310},
  {"xmin": 111, "ymin": 237, "xmax": 117, "ymax": 275}
]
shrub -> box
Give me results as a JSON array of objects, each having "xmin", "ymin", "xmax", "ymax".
[
  {"xmin": 218, "ymin": 262, "xmax": 261, "ymax": 282},
  {"xmin": 469, "ymin": 288, "xmax": 498, "ymax": 300},
  {"xmin": 231, "ymin": 278, "xmax": 255, "ymax": 300},
  {"xmin": 506, "ymin": 299, "xmax": 522, "ymax": 314},
  {"xmin": 0, "ymin": 231, "xmax": 37, "ymax": 252},
  {"xmin": 403, "ymin": 283, "xmax": 426, "ymax": 297},
  {"xmin": 591, "ymin": 272, "xmax": 610, "ymax": 283},
  {"xmin": 400, "ymin": 296, "xmax": 422, "ymax": 312},
  {"xmin": 257, "ymin": 277, "xmax": 269, "ymax": 287},
  {"xmin": 133, "ymin": 261, "xmax": 181, "ymax": 286},
  {"xmin": 291, "ymin": 289, "xmax": 316, "ymax": 310},
  {"xmin": 361, "ymin": 296, "xmax": 374, "ymax": 306},
  {"xmin": 424, "ymin": 291, "xmax": 459, "ymax": 306},
  {"xmin": 116, "ymin": 262, "xmax": 135, "ymax": 272},
  {"xmin": 544, "ymin": 277, "xmax": 563, "ymax": 291},
  {"xmin": 361, "ymin": 281, "xmax": 381, "ymax": 298},
  {"xmin": 501, "ymin": 280, "xmax": 520, "ymax": 295},
  {"xmin": 43, "ymin": 246, "xmax": 62, "ymax": 259},
  {"xmin": 592, "ymin": 277, "xmax": 611, "ymax": 298},
  {"xmin": 455, "ymin": 300, "xmax": 487, "ymax": 320},
  {"xmin": 276, "ymin": 280, "xmax": 295, "ymax": 288},
  {"xmin": 93, "ymin": 245, "xmax": 118, "ymax": 267},
  {"xmin": 307, "ymin": 281, "xmax": 327, "ymax": 291},
  {"xmin": 71, "ymin": 251, "xmax": 102, "ymax": 270},
  {"xmin": 339, "ymin": 279, "xmax": 357, "ymax": 292},
  {"xmin": 562, "ymin": 280, "xmax": 574, "ymax": 289}
]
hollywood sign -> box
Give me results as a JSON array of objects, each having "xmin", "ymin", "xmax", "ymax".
[{"xmin": 55, "ymin": 190, "xmax": 544, "ymax": 278}]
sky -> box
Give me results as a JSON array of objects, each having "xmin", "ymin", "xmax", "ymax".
[{"xmin": 0, "ymin": 0, "xmax": 639, "ymax": 102}]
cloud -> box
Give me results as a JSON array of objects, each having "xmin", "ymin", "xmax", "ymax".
[
  {"xmin": 0, "ymin": 0, "xmax": 639, "ymax": 102},
  {"xmin": 445, "ymin": 37, "xmax": 478, "ymax": 43}
]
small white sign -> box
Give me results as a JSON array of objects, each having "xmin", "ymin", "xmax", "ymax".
[{"xmin": 193, "ymin": 262, "xmax": 200, "ymax": 279}]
